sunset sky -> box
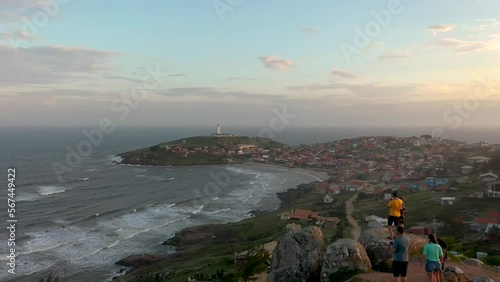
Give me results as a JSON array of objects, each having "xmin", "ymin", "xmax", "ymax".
[{"xmin": 1, "ymin": 0, "xmax": 499, "ymax": 128}]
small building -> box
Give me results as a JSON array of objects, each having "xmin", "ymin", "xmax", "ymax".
[
  {"xmin": 425, "ymin": 177, "xmax": 449, "ymax": 188},
  {"xmin": 480, "ymin": 173, "xmax": 498, "ymax": 183},
  {"xmin": 487, "ymin": 181, "xmax": 500, "ymax": 198},
  {"xmin": 461, "ymin": 166, "xmax": 473, "ymax": 175},
  {"xmin": 323, "ymin": 194, "xmax": 334, "ymax": 204},
  {"xmin": 316, "ymin": 216, "xmax": 341, "ymax": 228},
  {"xmin": 289, "ymin": 209, "xmax": 320, "ymax": 222},
  {"xmin": 440, "ymin": 197, "xmax": 456, "ymax": 205}
]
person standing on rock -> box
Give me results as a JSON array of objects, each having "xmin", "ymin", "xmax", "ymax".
[
  {"xmin": 436, "ymin": 237, "xmax": 448, "ymax": 282},
  {"xmin": 391, "ymin": 225, "xmax": 410, "ymax": 282},
  {"xmin": 387, "ymin": 192, "xmax": 403, "ymax": 240},
  {"xmin": 422, "ymin": 234, "xmax": 444, "ymax": 282}
]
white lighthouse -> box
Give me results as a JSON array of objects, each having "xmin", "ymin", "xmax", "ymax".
[{"xmin": 216, "ymin": 124, "xmax": 222, "ymax": 135}]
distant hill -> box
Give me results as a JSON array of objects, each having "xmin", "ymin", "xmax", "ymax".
[{"xmin": 118, "ymin": 136, "xmax": 287, "ymax": 166}]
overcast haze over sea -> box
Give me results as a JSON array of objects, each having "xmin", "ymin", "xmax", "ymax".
[{"xmin": 0, "ymin": 126, "xmax": 499, "ymax": 281}]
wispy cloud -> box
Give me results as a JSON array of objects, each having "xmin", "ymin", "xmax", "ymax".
[
  {"xmin": 377, "ymin": 52, "xmax": 410, "ymax": 62},
  {"xmin": 301, "ymin": 27, "xmax": 319, "ymax": 35},
  {"xmin": 0, "ymin": 45, "xmax": 121, "ymax": 86},
  {"xmin": 331, "ymin": 68, "xmax": 359, "ymax": 79},
  {"xmin": 428, "ymin": 24, "xmax": 455, "ymax": 36},
  {"xmin": 168, "ymin": 73, "xmax": 186, "ymax": 77},
  {"xmin": 157, "ymin": 87, "xmax": 282, "ymax": 101},
  {"xmin": 259, "ymin": 55, "xmax": 294, "ymax": 71},
  {"xmin": 433, "ymin": 38, "xmax": 499, "ymax": 53}
]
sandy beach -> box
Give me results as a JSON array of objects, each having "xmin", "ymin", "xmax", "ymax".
[{"xmin": 243, "ymin": 161, "xmax": 330, "ymax": 182}]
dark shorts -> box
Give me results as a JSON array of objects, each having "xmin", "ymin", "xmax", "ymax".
[
  {"xmin": 425, "ymin": 260, "xmax": 441, "ymax": 272},
  {"xmin": 392, "ymin": 261, "xmax": 408, "ymax": 277},
  {"xmin": 388, "ymin": 215, "xmax": 400, "ymax": 226}
]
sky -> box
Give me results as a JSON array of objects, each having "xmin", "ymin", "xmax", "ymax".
[{"xmin": 0, "ymin": 0, "xmax": 499, "ymax": 129}]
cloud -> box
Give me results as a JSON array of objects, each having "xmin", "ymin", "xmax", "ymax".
[
  {"xmin": 259, "ymin": 55, "xmax": 294, "ymax": 71},
  {"xmin": 428, "ymin": 24, "xmax": 455, "ymax": 36},
  {"xmin": 157, "ymin": 87, "xmax": 282, "ymax": 101},
  {"xmin": 331, "ymin": 68, "xmax": 359, "ymax": 79},
  {"xmin": 168, "ymin": 73, "xmax": 186, "ymax": 77},
  {"xmin": 433, "ymin": 38, "xmax": 499, "ymax": 53},
  {"xmin": 0, "ymin": 45, "xmax": 121, "ymax": 86},
  {"xmin": 301, "ymin": 27, "xmax": 319, "ymax": 35},
  {"xmin": 0, "ymin": 0, "xmax": 52, "ymax": 23},
  {"xmin": 377, "ymin": 52, "xmax": 410, "ymax": 61}
]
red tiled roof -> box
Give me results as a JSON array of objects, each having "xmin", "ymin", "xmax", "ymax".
[
  {"xmin": 488, "ymin": 210, "xmax": 500, "ymax": 219},
  {"xmin": 474, "ymin": 217, "xmax": 500, "ymax": 224},
  {"xmin": 290, "ymin": 209, "xmax": 320, "ymax": 220}
]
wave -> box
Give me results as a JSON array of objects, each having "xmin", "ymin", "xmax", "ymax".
[
  {"xmin": 191, "ymin": 205, "xmax": 205, "ymax": 214},
  {"xmin": 168, "ymin": 177, "xmax": 175, "ymax": 181},
  {"xmin": 37, "ymin": 186, "xmax": 66, "ymax": 196},
  {"xmin": 254, "ymin": 173, "xmax": 260, "ymax": 179},
  {"xmin": 16, "ymin": 193, "xmax": 41, "ymax": 202},
  {"xmin": 211, "ymin": 197, "xmax": 219, "ymax": 201},
  {"xmin": 205, "ymin": 208, "xmax": 231, "ymax": 215},
  {"xmin": 79, "ymin": 177, "xmax": 90, "ymax": 181},
  {"xmin": 107, "ymin": 155, "xmax": 123, "ymax": 164},
  {"xmin": 154, "ymin": 216, "xmax": 190, "ymax": 230}
]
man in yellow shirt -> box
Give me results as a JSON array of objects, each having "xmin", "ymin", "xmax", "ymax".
[{"xmin": 387, "ymin": 192, "xmax": 403, "ymax": 240}]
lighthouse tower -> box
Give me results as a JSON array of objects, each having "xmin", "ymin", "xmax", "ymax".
[{"xmin": 216, "ymin": 124, "xmax": 222, "ymax": 135}]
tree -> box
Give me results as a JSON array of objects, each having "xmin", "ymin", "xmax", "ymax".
[{"xmin": 237, "ymin": 247, "xmax": 270, "ymax": 282}]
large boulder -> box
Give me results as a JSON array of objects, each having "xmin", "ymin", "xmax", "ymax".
[
  {"xmin": 358, "ymin": 227, "xmax": 427, "ymax": 272},
  {"xmin": 267, "ymin": 226, "xmax": 324, "ymax": 282},
  {"xmin": 463, "ymin": 258, "xmax": 484, "ymax": 266},
  {"xmin": 444, "ymin": 266, "xmax": 469, "ymax": 282},
  {"xmin": 320, "ymin": 239, "xmax": 371, "ymax": 282}
]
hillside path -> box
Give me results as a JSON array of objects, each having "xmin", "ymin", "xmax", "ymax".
[{"xmin": 346, "ymin": 192, "xmax": 361, "ymax": 241}]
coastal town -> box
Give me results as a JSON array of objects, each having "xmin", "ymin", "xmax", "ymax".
[{"xmin": 116, "ymin": 129, "xmax": 500, "ymax": 282}]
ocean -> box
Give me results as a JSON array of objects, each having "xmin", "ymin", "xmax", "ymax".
[{"xmin": 0, "ymin": 126, "xmax": 498, "ymax": 281}]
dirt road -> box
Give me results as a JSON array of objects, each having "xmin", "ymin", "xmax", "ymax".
[{"xmin": 346, "ymin": 192, "xmax": 361, "ymax": 241}]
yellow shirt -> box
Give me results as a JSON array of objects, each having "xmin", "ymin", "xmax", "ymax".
[{"xmin": 388, "ymin": 198, "xmax": 403, "ymax": 217}]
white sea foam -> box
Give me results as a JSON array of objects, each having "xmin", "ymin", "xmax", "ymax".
[
  {"xmin": 205, "ymin": 208, "xmax": 231, "ymax": 215},
  {"xmin": 107, "ymin": 155, "xmax": 123, "ymax": 164},
  {"xmin": 16, "ymin": 193, "xmax": 41, "ymax": 202},
  {"xmin": 37, "ymin": 186, "xmax": 66, "ymax": 196},
  {"xmin": 191, "ymin": 205, "xmax": 204, "ymax": 214}
]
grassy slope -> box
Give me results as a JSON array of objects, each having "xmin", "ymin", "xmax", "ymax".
[{"xmin": 118, "ymin": 136, "xmax": 286, "ymax": 166}]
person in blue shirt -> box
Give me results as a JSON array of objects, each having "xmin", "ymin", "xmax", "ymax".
[{"xmin": 391, "ymin": 225, "xmax": 410, "ymax": 282}]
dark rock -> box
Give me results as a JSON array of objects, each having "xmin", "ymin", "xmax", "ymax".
[
  {"xmin": 320, "ymin": 239, "xmax": 371, "ymax": 282},
  {"xmin": 444, "ymin": 266, "xmax": 468, "ymax": 282},
  {"xmin": 267, "ymin": 226, "xmax": 324, "ymax": 282},
  {"xmin": 116, "ymin": 254, "xmax": 167, "ymax": 268},
  {"xmin": 358, "ymin": 227, "xmax": 426, "ymax": 272}
]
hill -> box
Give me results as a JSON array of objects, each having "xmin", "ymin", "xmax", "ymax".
[{"xmin": 118, "ymin": 136, "xmax": 287, "ymax": 166}]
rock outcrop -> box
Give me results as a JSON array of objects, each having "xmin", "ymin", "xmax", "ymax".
[
  {"xmin": 358, "ymin": 226, "xmax": 427, "ymax": 272},
  {"xmin": 320, "ymin": 239, "xmax": 371, "ymax": 282},
  {"xmin": 444, "ymin": 266, "xmax": 469, "ymax": 282},
  {"xmin": 267, "ymin": 226, "xmax": 324, "ymax": 282},
  {"xmin": 464, "ymin": 258, "xmax": 485, "ymax": 266},
  {"xmin": 116, "ymin": 254, "xmax": 167, "ymax": 268}
]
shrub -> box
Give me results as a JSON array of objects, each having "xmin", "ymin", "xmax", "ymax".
[{"xmin": 481, "ymin": 256, "xmax": 500, "ymax": 266}]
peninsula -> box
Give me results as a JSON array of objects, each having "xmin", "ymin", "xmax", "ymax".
[{"xmin": 118, "ymin": 135, "xmax": 287, "ymax": 166}]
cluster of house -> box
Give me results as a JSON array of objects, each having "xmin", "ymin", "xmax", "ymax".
[
  {"xmin": 280, "ymin": 208, "xmax": 341, "ymax": 230},
  {"xmin": 162, "ymin": 143, "xmax": 265, "ymax": 157},
  {"xmin": 471, "ymin": 210, "xmax": 500, "ymax": 243}
]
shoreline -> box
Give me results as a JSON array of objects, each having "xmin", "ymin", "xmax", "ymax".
[
  {"xmin": 115, "ymin": 163, "xmax": 325, "ymax": 281},
  {"xmin": 241, "ymin": 161, "xmax": 330, "ymax": 182}
]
